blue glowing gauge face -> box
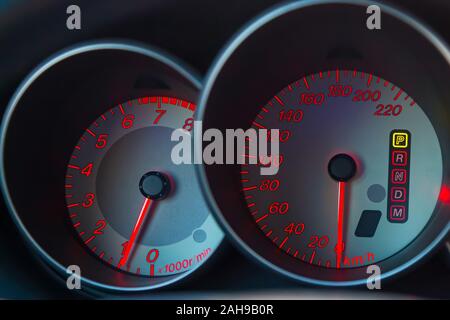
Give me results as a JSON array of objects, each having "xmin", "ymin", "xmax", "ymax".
[
  {"xmin": 66, "ymin": 96, "xmax": 223, "ymax": 277},
  {"xmin": 241, "ymin": 70, "xmax": 443, "ymax": 269}
]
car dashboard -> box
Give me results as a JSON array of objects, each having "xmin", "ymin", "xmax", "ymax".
[{"xmin": 0, "ymin": 0, "xmax": 449, "ymax": 300}]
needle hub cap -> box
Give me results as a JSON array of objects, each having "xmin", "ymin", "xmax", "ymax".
[
  {"xmin": 328, "ymin": 154, "xmax": 357, "ymax": 182},
  {"xmin": 139, "ymin": 171, "xmax": 171, "ymax": 200}
]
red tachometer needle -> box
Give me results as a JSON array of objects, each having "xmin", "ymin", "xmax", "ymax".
[
  {"xmin": 118, "ymin": 197, "xmax": 153, "ymax": 268},
  {"xmin": 336, "ymin": 181, "xmax": 346, "ymax": 269}
]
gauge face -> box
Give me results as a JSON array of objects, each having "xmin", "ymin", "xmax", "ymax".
[
  {"xmin": 66, "ymin": 96, "xmax": 222, "ymax": 277},
  {"xmin": 241, "ymin": 70, "xmax": 443, "ymax": 269},
  {"xmin": 241, "ymin": 70, "xmax": 442, "ymax": 268}
]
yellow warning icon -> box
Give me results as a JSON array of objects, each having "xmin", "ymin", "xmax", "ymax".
[{"xmin": 392, "ymin": 132, "xmax": 408, "ymax": 148}]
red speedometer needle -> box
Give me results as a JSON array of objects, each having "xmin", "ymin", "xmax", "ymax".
[
  {"xmin": 328, "ymin": 153, "xmax": 356, "ymax": 269},
  {"xmin": 118, "ymin": 198, "xmax": 153, "ymax": 268},
  {"xmin": 336, "ymin": 181, "xmax": 346, "ymax": 269}
]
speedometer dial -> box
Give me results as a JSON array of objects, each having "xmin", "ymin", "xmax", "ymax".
[
  {"xmin": 197, "ymin": 0, "xmax": 450, "ymax": 285},
  {"xmin": 241, "ymin": 70, "xmax": 442, "ymax": 269}
]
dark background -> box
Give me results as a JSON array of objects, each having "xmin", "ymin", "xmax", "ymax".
[{"xmin": 0, "ymin": 0, "xmax": 449, "ymax": 299}]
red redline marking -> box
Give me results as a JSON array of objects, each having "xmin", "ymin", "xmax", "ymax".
[
  {"xmin": 65, "ymin": 184, "xmax": 73, "ymax": 189},
  {"xmin": 261, "ymin": 107, "xmax": 269, "ymax": 113},
  {"xmin": 119, "ymin": 104, "xmax": 125, "ymax": 115},
  {"xmin": 410, "ymin": 101, "xmax": 416, "ymax": 107},
  {"xmin": 99, "ymin": 252, "xmax": 105, "ymax": 259},
  {"xmin": 279, "ymin": 237, "xmax": 288, "ymax": 249},
  {"xmin": 250, "ymin": 210, "xmax": 258, "ymax": 216},
  {"xmin": 261, "ymin": 224, "xmax": 267, "ymax": 230},
  {"xmin": 319, "ymin": 71, "xmax": 323, "ymax": 78},
  {"xmin": 240, "ymin": 171, "xmax": 249, "ymax": 174},
  {"xmin": 67, "ymin": 203, "xmax": 80, "ymax": 208},
  {"xmin": 256, "ymin": 214, "xmax": 269, "ymax": 223},
  {"xmin": 294, "ymin": 250, "xmax": 299, "ymax": 257},
  {"xmin": 101, "ymin": 115, "xmax": 106, "ymax": 121},
  {"xmin": 266, "ymin": 230, "xmax": 273, "ymax": 237},
  {"xmin": 79, "ymin": 231, "xmax": 85, "ymax": 236},
  {"xmin": 247, "ymin": 202, "xmax": 256, "ymax": 208},
  {"xmin": 288, "ymin": 85, "xmax": 293, "ymax": 91},
  {"xmin": 336, "ymin": 69, "xmax": 340, "ymax": 83},
  {"xmin": 73, "ymin": 222, "xmax": 80, "ymax": 228},
  {"xmin": 69, "ymin": 213, "xmax": 77, "ymax": 218},
  {"xmin": 189, "ymin": 103, "xmax": 197, "ymax": 111},
  {"xmin": 170, "ymin": 98, "xmax": 178, "ymax": 106},
  {"xmin": 68, "ymin": 164, "xmax": 80, "ymax": 170},
  {"xmin": 75, "ymin": 146, "xmax": 81, "ymax": 150}
]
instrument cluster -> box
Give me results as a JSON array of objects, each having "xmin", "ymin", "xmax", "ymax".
[{"xmin": 0, "ymin": 0, "xmax": 448, "ymax": 299}]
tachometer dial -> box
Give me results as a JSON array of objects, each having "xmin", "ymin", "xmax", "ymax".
[
  {"xmin": 66, "ymin": 96, "xmax": 221, "ymax": 277},
  {"xmin": 1, "ymin": 42, "xmax": 223, "ymax": 292}
]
